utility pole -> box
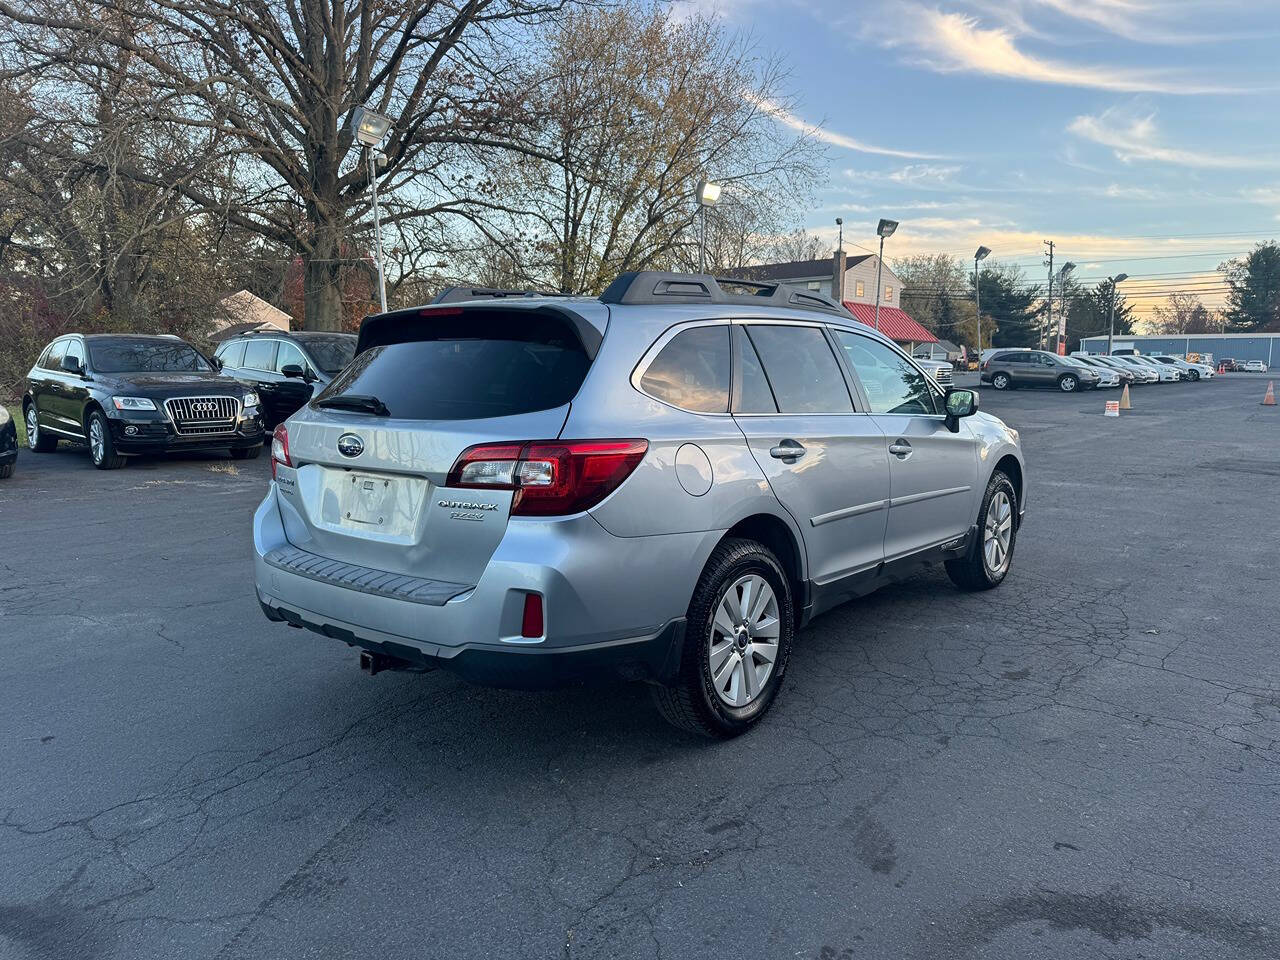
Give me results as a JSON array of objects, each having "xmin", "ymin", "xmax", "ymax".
[{"xmin": 1043, "ymin": 240, "xmax": 1055, "ymax": 350}]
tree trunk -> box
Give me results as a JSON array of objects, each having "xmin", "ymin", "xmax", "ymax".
[{"xmin": 304, "ymin": 185, "xmax": 344, "ymax": 331}]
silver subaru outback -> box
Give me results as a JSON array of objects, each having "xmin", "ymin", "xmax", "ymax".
[{"xmin": 254, "ymin": 273, "xmax": 1026, "ymax": 737}]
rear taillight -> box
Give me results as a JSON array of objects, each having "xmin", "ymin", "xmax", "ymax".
[
  {"xmin": 447, "ymin": 439, "xmax": 648, "ymax": 516},
  {"xmin": 270, "ymin": 424, "xmax": 291, "ymax": 480}
]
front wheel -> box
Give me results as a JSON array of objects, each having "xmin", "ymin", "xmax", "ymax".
[
  {"xmin": 651, "ymin": 538, "xmax": 795, "ymax": 738},
  {"xmin": 0, "ymin": 462, "xmax": 13, "ymax": 479},
  {"xmin": 946, "ymin": 471, "xmax": 1017, "ymax": 591},
  {"xmin": 88, "ymin": 411, "xmax": 126, "ymax": 470},
  {"xmin": 1058, "ymin": 374, "xmax": 1078, "ymax": 392},
  {"xmin": 1189, "ymin": 370, "xmax": 1200, "ymax": 381},
  {"xmin": 991, "ymin": 372, "xmax": 1011, "ymax": 390}
]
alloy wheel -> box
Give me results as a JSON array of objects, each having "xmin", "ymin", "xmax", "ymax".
[
  {"xmin": 983, "ymin": 490, "xmax": 1013, "ymax": 575},
  {"xmin": 89, "ymin": 418, "xmax": 104, "ymax": 464},
  {"xmin": 25, "ymin": 406, "xmax": 38, "ymax": 448},
  {"xmin": 1060, "ymin": 376, "xmax": 1077, "ymax": 392},
  {"xmin": 708, "ymin": 573, "xmax": 781, "ymax": 708}
]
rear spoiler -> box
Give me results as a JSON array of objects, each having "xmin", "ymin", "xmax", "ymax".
[{"xmin": 356, "ymin": 302, "xmax": 603, "ymax": 360}]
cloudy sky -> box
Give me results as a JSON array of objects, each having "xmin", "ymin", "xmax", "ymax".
[{"xmin": 700, "ymin": 0, "xmax": 1280, "ymax": 318}]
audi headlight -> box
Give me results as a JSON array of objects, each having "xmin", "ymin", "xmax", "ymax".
[
  {"xmin": 242, "ymin": 392, "xmax": 260, "ymax": 408},
  {"xmin": 112, "ymin": 396, "xmax": 157, "ymax": 411}
]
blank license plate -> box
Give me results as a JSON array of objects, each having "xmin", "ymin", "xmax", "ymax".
[{"xmin": 341, "ymin": 474, "xmax": 397, "ymax": 528}]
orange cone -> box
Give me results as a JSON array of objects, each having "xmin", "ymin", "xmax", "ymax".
[
  {"xmin": 1119, "ymin": 384, "xmax": 1132, "ymax": 410},
  {"xmin": 1264, "ymin": 381, "xmax": 1276, "ymax": 406}
]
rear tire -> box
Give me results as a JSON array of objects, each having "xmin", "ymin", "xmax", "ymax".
[
  {"xmin": 0, "ymin": 462, "xmax": 13, "ymax": 479},
  {"xmin": 1058, "ymin": 374, "xmax": 1078, "ymax": 392},
  {"xmin": 229, "ymin": 445, "xmax": 262, "ymax": 460},
  {"xmin": 25, "ymin": 403, "xmax": 57, "ymax": 452},
  {"xmin": 88, "ymin": 411, "xmax": 126, "ymax": 470},
  {"xmin": 651, "ymin": 538, "xmax": 795, "ymax": 738},
  {"xmin": 991, "ymin": 372, "xmax": 1011, "ymax": 390},
  {"xmin": 946, "ymin": 471, "xmax": 1017, "ymax": 592}
]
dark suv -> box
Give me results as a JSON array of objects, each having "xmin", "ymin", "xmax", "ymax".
[
  {"xmin": 214, "ymin": 331, "xmax": 357, "ymax": 429},
  {"xmin": 981, "ymin": 349, "xmax": 1101, "ymax": 392},
  {"xmin": 22, "ymin": 334, "xmax": 265, "ymax": 469}
]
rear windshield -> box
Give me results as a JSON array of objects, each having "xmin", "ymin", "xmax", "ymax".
[
  {"xmin": 297, "ymin": 335, "xmax": 356, "ymax": 374},
  {"xmin": 89, "ymin": 339, "xmax": 211, "ymax": 373},
  {"xmin": 316, "ymin": 313, "xmax": 590, "ymax": 420}
]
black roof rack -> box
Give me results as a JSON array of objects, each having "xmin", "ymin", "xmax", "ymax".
[
  {"xmin": 431, "ymin": 285, "xmax": 559, "ymax": 305},
  {"xmin": 599, "ymin": 271, "xmax": 851, "ymax": 317}
]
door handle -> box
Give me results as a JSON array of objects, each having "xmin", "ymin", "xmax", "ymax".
[
  {"xmin": 889, "ymin": 439, "xmax": 913, "ymax": 458},
  {"xmin": 769, "ymin": 439, "xmax": 805, "ymax": 461}
]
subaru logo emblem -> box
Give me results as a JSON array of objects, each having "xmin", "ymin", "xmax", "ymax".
[{"xmin": 337, "ymin": 433, "xmax": 364, "ymax": 458}]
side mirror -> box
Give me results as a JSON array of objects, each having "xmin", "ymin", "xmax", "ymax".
[
  {"xmin": 209, "ymin": 356, "xmax": 224, "ymax": 372},
  {"xmin": 60, "ymin": 355, "xmax": 84, "ymax": 376},
  {"xmin": 944, "ymin": 388, "xmax": 979, "ymax": 432},
  {"xmin": 281, "ymin": 363, "xmax": 308, "ymax": 381}
]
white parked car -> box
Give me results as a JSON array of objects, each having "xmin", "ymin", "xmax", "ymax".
[
  {"xmin": 1243, "ymin": 360, "xmax": 1268, "ymax": 372},
  {"xmin": 1110, "ymin": 355, "xmax": 1162, "ymax": 383},
  {"xmin": 1152, "ymin": 355, "xmax": 1213, "ymax": 381},
  {"xmin": 1129, "ymin": 355, "xmax": 1181, "ymax": 382},
  {"xmin": 1064, "ymin": 355, "xmax": 1119, "ymax": 387}
]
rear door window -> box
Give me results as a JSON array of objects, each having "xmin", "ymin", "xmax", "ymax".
[
  {"xmin": 242, "ymin": 339, "xmax": 277, "ymax": 371},
  {"xmin": 43, "ymin": 339, "xmax": 67, "ymax": 371},
  {"xmin": 731, "ymin": 326, "xmax": 777, "ymax": 414},
  {"xmin": 639, "ymin": 325, "xmax": 729, "ymax": 413},
  {"xmin": 743, "ymin": 325, "xmax": 852, "ymax": 414},
  {"xmin": 318, "ymin": 311, "xmax": 592, "ymax": 421},
  {"xmin": 216, "ymin": 341, "xmax": 246, "ymax": 367}
]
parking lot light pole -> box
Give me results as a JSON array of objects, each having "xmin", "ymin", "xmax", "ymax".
[
  {"xmin": 1055, "ymin": 262, "xmax": 1075, "ymax": 355},
  {"xmin": 351, "ymin": 105, "xmax": 393, "ymax": 312},
  {"xmin": 1106, "ymin": 273, "xmax": 1129, "ymax": 355},
  {"xmin": 874, "ymin": 218, "xmax": 899, "ymax": 332},
  {"xmin": 974, "ymin": 245, "xmax": 991, "ymax": 360},
  {"xmin": 696, "ymin": 180, "xmax": 721, "ymax": 274}
]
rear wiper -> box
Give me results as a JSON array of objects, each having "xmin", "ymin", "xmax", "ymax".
[{"xmin": 315, "ymin": 394, "xmax": 390, "ymax": 416}]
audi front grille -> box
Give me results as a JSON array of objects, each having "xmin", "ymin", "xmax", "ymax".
[{"xmin": 164, "ymin": 396, "xmax": 240, "ymax": 436}]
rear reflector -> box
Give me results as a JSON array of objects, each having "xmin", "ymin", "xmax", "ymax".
[
  {"xmin": 447, "ymin": 439, "xmax": 648, "ymax": 516},
  {"xmin": 521, "ymin": 593, "xmax": 544, "ymax": 638}
]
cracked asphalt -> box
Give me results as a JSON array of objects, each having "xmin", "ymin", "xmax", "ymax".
[{"xmin": 2, "ymin": 373, "xmax": 1279, "ymax": 960}]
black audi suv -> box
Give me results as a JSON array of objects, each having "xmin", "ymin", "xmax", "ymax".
[
  {"xmin": 213, "ymin": 330, "xmax": 357, "ymax": 430},
  {"xmin": 0, "ymin": 404, "xmax": 16, "ymax": 478},
  {"xmin": 22, "ymin": 333, "xmax": 265, "ymax": 469}
]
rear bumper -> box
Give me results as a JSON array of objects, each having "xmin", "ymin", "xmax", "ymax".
[
  {"xmin": 258, "ymin": 596, "xmax": 685, "ymax": 688},
  {"xmin": 252, "ymin": 484, "xmax": 717, "ymax": 687}
]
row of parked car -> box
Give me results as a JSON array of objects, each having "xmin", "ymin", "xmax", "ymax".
[
  {"xmin": 978, "ymin": 348, "xmax": 1217, "ymax": 393},
  {"xmin": 8, "ymin": 329, "xmax": 356, "ymax": 473}
]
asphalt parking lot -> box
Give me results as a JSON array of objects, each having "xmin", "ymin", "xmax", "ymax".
[{"xmin": 3, "ymin": 373, "xmax": 1279, "ymax": 960}]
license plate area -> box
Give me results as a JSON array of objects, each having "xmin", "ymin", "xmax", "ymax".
[{"xmin": 341, "ymin": 473, "xmax": 398, "ymax": 529}]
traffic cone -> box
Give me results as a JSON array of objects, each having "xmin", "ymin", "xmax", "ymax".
[
  {"xmin": 1264, "ymin": 381, "xmax": 1276, "ymax": 406},
  {"xmin": 1119, "ymin": 384, "xmax": 1132, "ymax": 410}
]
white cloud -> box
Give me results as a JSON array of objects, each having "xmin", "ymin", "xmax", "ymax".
[
  {"xmin": 870, "ymin": 6, "xmax": 1246, "ymax": 94},
  {"xmin": 844, "ymin": 164, "xmax": 963, "ymax": 187},
  {"xmin": 755, "ymin": 98, "xmax": 947, "ymax": 159},
  {"xmin": 1069, "ymin": 109, "xmax": 1280, "ymax": 169}
]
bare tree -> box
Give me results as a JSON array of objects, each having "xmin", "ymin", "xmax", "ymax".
[
  {"xmin": 1, "ymin": 0, "xmax": 582, "ymax": 329},
  {"xmin": 484, "ymin": 2, "xmax": 822, "ymax": 294},
  {"xmin": 766, "ymin": 228, "xmax": 827, "ymax": 264},
  {"xmin": 1150, "ymin": 292, "xmax": 1218, "ymax": 334}
]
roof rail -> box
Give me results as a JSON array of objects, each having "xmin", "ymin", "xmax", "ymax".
[
  {"xmin": 599, "ymin": 271, "xmax": 851, "ymax": 317},
  {"xmin": 431, "ymin": 285, "xmax": 558, "ymax": 305}
]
